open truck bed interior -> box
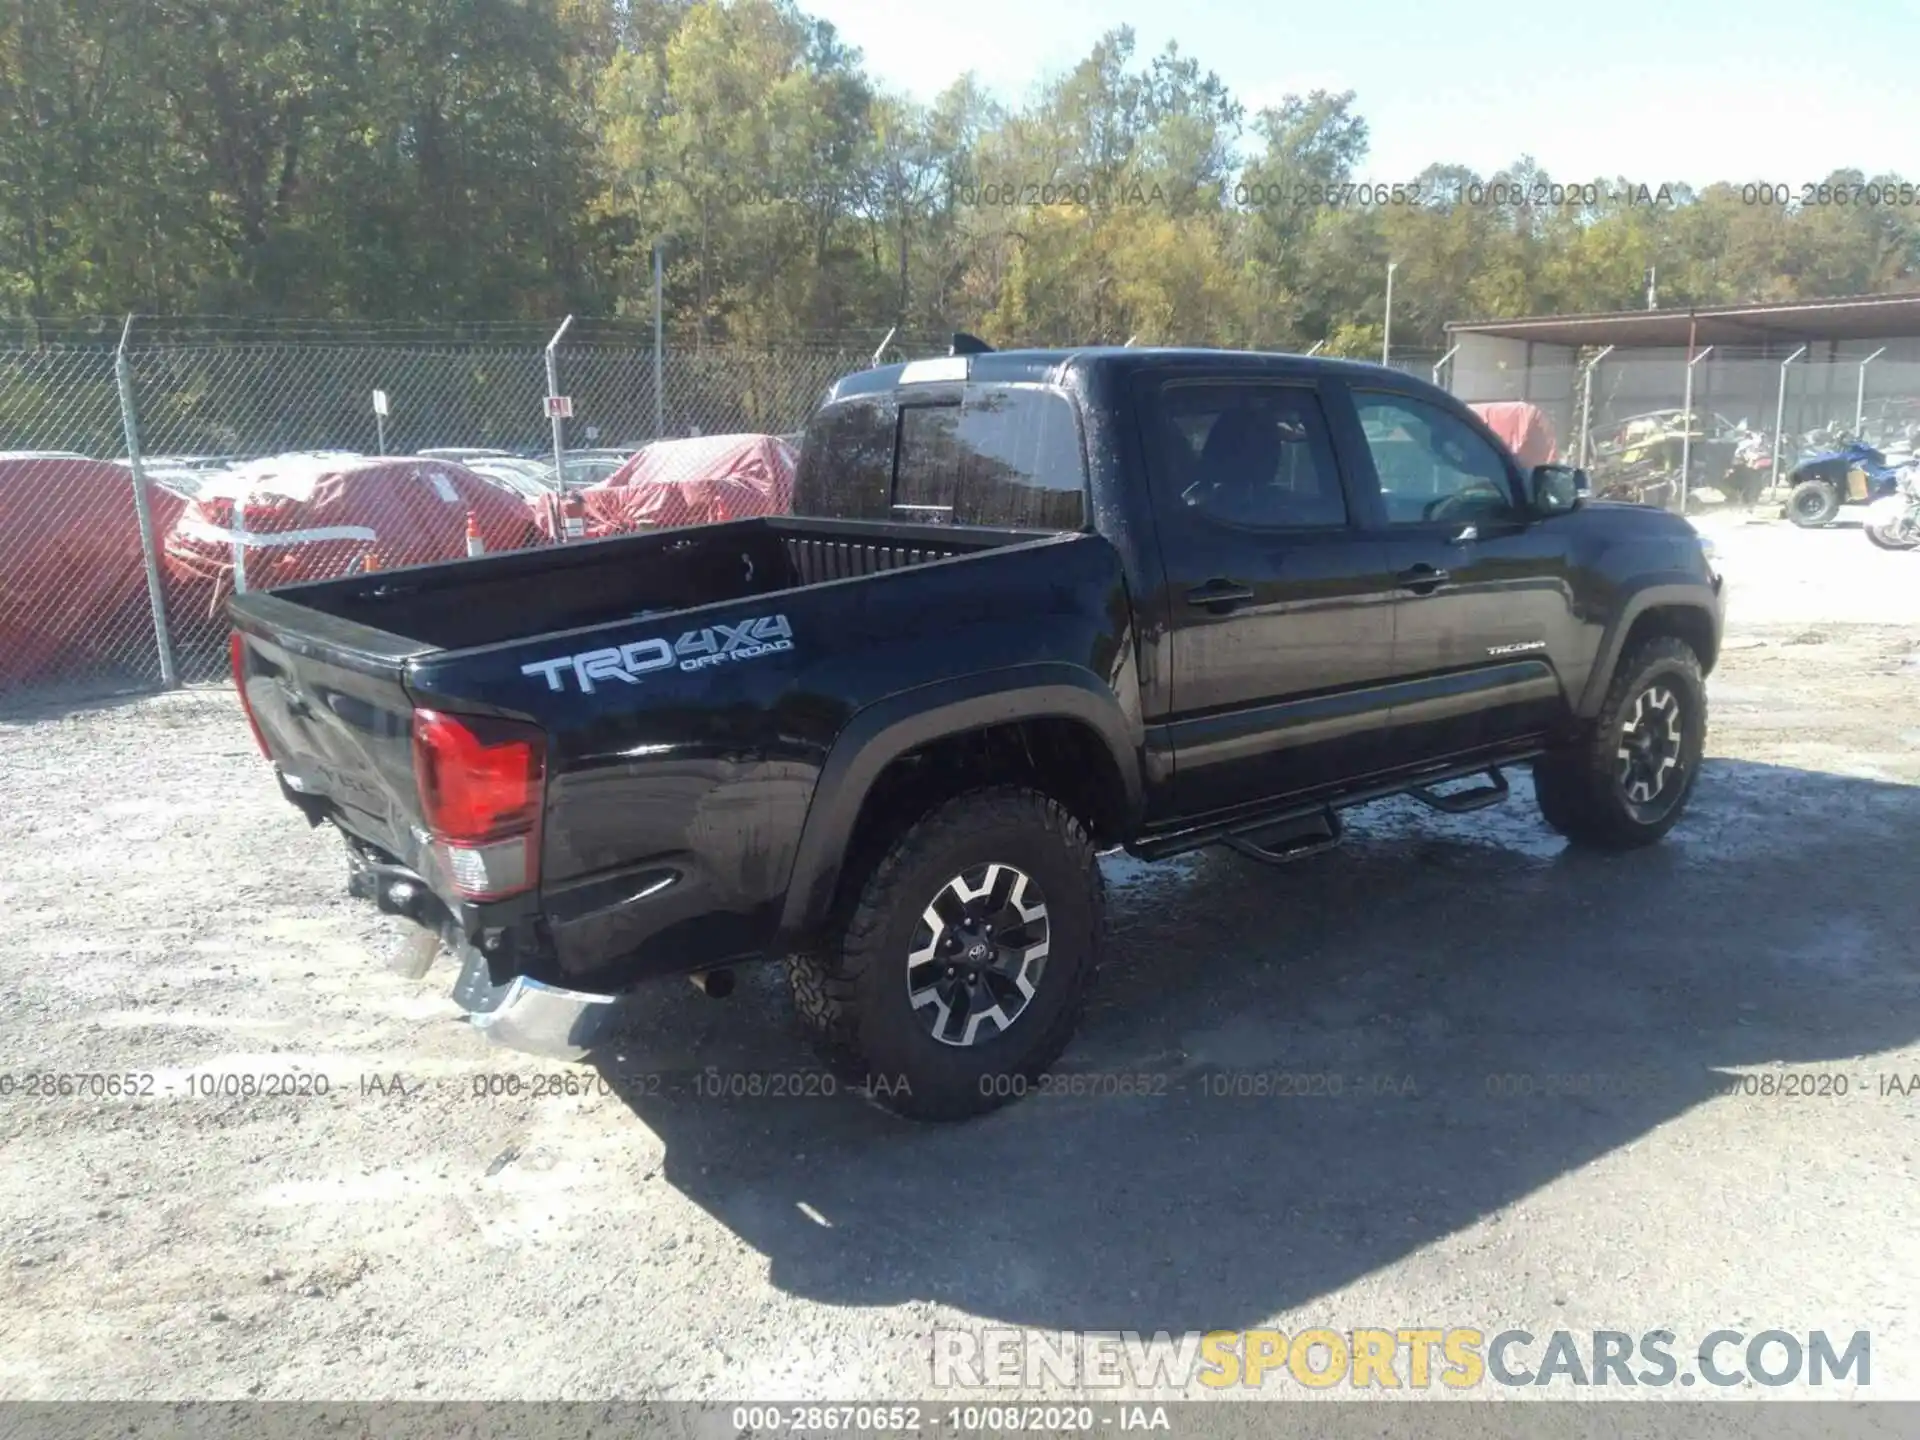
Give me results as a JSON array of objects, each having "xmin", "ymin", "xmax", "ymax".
[{"xmin": 268, "ymin": 515, "xmax": 1052, "ymax": 653}]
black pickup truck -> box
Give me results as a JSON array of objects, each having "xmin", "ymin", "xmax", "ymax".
[{"xmin": 230, "ymin": 344, "xmax": 1725, "ymax": 1120}]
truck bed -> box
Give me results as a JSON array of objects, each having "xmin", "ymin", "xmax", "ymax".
[
  {"xmin": 227, "ymin": 513, "xmax": 1111, "ymax": 990},
  {"xmin": 268, "ymin": 514, "xmax": 1039, "ymax": 653}
]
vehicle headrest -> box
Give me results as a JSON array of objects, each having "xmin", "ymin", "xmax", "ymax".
[{"xmin": 1195, "ymin": 407, "xmax": 1282, "ymax": 491}]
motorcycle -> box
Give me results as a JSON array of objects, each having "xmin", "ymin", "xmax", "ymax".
[
  {"xmin": 1862, "ymin": 463, "xmax": 1920, "ymax": 551},
  {"xmin": 1784, "ymin": 436, "xmax": 1905, "ymax": 528}
]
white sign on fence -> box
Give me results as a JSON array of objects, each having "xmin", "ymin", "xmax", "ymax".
[
  {"xmin": 545, "ymin": 395, "xmax": 573, "ymax": 418},
  {"xmin": 371, "ymin": 389, "xmax": 390, "ymax": 416}
]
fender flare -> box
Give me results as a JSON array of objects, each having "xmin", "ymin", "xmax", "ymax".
[
  {"xmin": 1575, "ymin": 583, "xmax": 1721, "ymax": 719},
  {"xmin": 1788, "ymin": 459, "xmax": 1846, "ymax": 487},
  {"xmin": 776, "ymin": 663, "xmax": 1144, "ymax": 939}
]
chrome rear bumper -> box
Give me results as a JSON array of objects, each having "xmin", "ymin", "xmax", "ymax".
[{"xmin": 450, "ymin": 943, "xmax": 622, "ymax": 1060}]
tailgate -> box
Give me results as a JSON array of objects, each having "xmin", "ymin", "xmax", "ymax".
[{"xmin": 230, "ymin": 591, "xmax": 433, "ymax": 861}]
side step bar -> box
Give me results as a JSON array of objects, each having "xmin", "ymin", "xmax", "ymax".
[
  {"xmin": 1136, "ymin": 748, "xmax": 1543, "ymax": 864},
  {"xmin": 1407, "ymin": 767, "xmax": 1509, "ymax": 814},
  {"xmin": 1218, "ymin": 766, "xmax": 1512, "ymax": 866},
  {"xmin": 1222, "ymin": 808, "xmax": 1344, "ymax": 866}
]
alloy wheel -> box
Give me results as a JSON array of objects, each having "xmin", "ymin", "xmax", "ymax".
[
  {"xmin": 1617, "ymin": 683, "xmax": 1686, "ymax": 817},
  {"xmin": 906, "ymin": 863, "xmax": 1051, "ymax": 1047}
]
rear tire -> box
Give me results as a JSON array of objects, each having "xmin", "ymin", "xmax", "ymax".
[
  {"xmin": 1787, "ymin": 478, "xmax": 1841, "ymax": 527},
  {"xmin": 1534, "ymin": 636, "xmax": 1707, "ymax": 850},
  {"xmin": 785, "ymin": 786, "xmax": 1104, "ymax": 1121}
]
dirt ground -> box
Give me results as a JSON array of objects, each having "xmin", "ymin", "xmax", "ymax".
[{"xmin": 0, "ymin": 517, "xmax": 1915, "ymax": 1403}]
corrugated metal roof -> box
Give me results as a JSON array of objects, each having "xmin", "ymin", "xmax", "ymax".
[{"xmin": 1446, "ymin": 292, "xmax": 1920, "ymax": 348}]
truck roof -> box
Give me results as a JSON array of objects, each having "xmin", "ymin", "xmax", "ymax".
[{"xmin": 825, "ymin": 346, "xmax": 1432, "ymax": 402}]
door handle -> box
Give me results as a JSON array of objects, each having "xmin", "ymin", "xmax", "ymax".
[
  {"xmin": 1396, "ymin": 564, "xmax": 1451, "ymax": 594},
  {"xmin": 1185, "ymin": 578, "xmax": 1256, "ymax": 612}
]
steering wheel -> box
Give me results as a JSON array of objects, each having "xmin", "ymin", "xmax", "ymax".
[{"xmin": 1423, "ymin": 484, "xmax": 1504, "ymax": 522}]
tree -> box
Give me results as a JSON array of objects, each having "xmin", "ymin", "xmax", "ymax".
[{"xmin": 3, "ymin": 0, "xmax": 1917, "ymax": 339}]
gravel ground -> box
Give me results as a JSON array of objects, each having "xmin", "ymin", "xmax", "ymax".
[{"xmin": 0, "ymin": 517, "xmax": 1915, "ymax": 1404}]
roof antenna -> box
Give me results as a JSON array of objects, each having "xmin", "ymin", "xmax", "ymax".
[{"xmin": 950, "ymin": 332, "xmax": 994, "ymax": 356}]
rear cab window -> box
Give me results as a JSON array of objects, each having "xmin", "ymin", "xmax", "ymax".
[{"xmin": 794, "ymin": 384, "xmax": 1089, "ymax": 531}]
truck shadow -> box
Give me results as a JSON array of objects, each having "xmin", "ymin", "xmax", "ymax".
[{"xmin": 589, "ymin": 758, "xmax": 1920, "ymax": 1333}]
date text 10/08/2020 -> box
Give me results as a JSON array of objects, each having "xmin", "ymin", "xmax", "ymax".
[
  {"xmin": 949, "ymin": 178, "xmax": 1920, "ymax": 211},
  {"xmin": 946, "ymin": 179, "xmax": 1691, "ymax": 210},
  {"xmin": 730, "ymin": 1406, "xmax": 1171, "ymax": 1433}
]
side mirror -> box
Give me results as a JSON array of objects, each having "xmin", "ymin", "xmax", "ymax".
[{"xmin": 1528, "ymin": 463, "xmax": 1585, "ymax": 516}]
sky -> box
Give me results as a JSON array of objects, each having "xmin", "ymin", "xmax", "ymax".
[{"xmin": 801, "ymin": 0, "xmax": 1919, "ymax": 189}]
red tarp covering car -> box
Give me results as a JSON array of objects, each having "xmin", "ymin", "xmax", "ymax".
[
  {"xmin": 0, "ymin": 457, "xmax": 189, "ymax": 686},
  {"xmin": 535, "ymin": 433, "xmax": 797, "ymax": 541},
  {"xmin": 163, "ymin": 455, "xmax": 541, "ymax": 616},
  {"xmin": 1469, "ymin": 402, "xmax": 1561, "ymax": 468}
]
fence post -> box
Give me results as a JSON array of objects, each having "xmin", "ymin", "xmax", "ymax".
[
  {"xmin": 652, "ymin": 242, "xmax": 665, "ymax": 440},
  {"xmin": 1679, "ymin": 345, "xmax": 1714, "ymax": 514},
  {"xmin": 1431, "ymin": 343, "xmax": 1459, "ymax": 390},
  {"xmin": 114, "ymin": 315, "xmax": 179, "ymax": 688},
  {"xmin": 1771, "ymin": 345, "xmax": 1807, "ymax": 493},
  {"xmin": 1855, "ymin": 347, "xmax": 1887, "ymax": 434},
  {"xmin": 545, "ymin": 314, "xmax": 574, "ymax": 530},
  {"xmin": 1381, "ymin": 260, "xmax": 1397, "ymax": 365},
  {"xmin": 1576, "ymin": 345, "xmax": 1614, "ymax": 469}
]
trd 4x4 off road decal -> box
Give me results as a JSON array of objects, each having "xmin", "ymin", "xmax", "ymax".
[{"xmin": 521, "ymin": 614, "xmax": 794, "ymax": 693}]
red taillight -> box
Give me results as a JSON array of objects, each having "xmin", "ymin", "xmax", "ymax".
[
  {"xmin": 230, "ymin": 631, "xmax": 271, "ymax": 758},
  {"xmin": 412, "ymin": 709, "xmax": 546, "ymax": 900}
]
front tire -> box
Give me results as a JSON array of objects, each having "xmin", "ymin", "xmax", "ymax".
[
  {"xmin": 785, "ymin": 786, "xmax": 1103, "ymax": 1121},
  {"xmin": 1534, "ymin": 636, "xmax": 1707, "ymax": 850},
  {"xmin": 1865, "ymin": 521, "xmax": 1920, "ymax": 551},
  {"xmin": 1787, "ymin": 477, "xmax": 1841, "ymax": 527}
]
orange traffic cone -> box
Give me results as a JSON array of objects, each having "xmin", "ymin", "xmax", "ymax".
[{"xmin": 465, "ymin": 510, "xmax": 485, "ymax": 557}]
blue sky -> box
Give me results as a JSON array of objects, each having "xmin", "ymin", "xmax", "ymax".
[{"xmin": 803, "ymin": 0, "xmax": 1917, "ymax": 188}]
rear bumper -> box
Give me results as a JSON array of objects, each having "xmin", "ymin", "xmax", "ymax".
[
  {"xmin": 344, "ymin": 840, "xmax": 624, "ymax": 1057},
  {"xmin": 312, "ymin": 770, "xmax": 768, "ymax": 999},
  {"xmin": 451, "ymin": 946, "xmax": 625, "ymax": 1059},
  {"xmin": 336, "ymin": 814, "xmax": 558, "ymax": 981}
]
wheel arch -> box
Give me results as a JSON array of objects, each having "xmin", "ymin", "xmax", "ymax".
[
  {"xmin": 776, "ymin": 664, "xmax": 1144, "ymax": 944},
  {"xmin": 1789, "ymin": 459, "xmax": 1847, "ymax": 486},
  {"xmin": 1576, "ymin": 589, "xmax": 1720, "ymax": 720}
]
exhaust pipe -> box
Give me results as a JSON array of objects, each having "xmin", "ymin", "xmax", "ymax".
[{"xmin": 689, "ymin": 968, "xmax": 735, "ymax": 999}]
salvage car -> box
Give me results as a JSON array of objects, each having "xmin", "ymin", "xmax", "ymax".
[
  {"xmin": 228, "ymin": 343, "xmax": 1726, "ymax": 1120},
  {"xmin": 531, "ymin": 433, "xmax": 796, "ymax": 540}
]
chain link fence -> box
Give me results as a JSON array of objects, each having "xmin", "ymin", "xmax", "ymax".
[
  {"xmin": 8, "ymin": 323, "xmax": 1919, "ymax": 707},
  {"xmin": 1448, "ymin": 348, "xmax": 1920, "ymax": 516},
  {"xmin": 0, "ymin": 321, "xmax": 891, "ymax": 707},
  {"xmin": 0, "ymin": 345, "xmax": 177, "ymax": 698}
]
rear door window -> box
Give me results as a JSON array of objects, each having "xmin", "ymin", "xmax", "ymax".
[{"xmin": 1144, "ymin": 381, "xmax": 1349, "ymax": 530}]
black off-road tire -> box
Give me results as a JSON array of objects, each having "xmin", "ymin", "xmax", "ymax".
[
  {"xmin": 1533, "ymin": 636, "xmax": 1707, "ymax": 850},
  {"xmin": 1786, "ymin": 477, "xmax": 1841, "ymax": 527},
  {"xmin": 784, "ymin": 785, "xmax": 1104, "ymax": 1121}
]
